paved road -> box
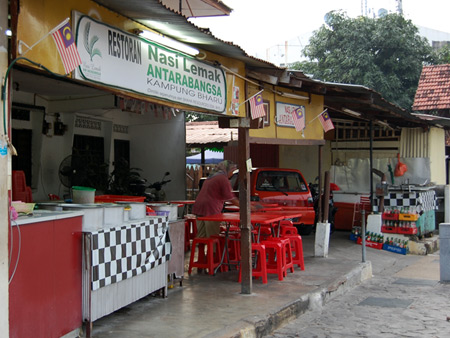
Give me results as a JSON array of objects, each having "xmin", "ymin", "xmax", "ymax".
[{"xmin": 266, "ymin": 253, "xmax": 450, "ymax": 338}]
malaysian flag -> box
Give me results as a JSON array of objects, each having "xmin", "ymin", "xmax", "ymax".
[
  {"xmin": 52, "ymin": 21, "xmax": 82, "ymax": 74},
  {"xmin": 249, "ymin": 93, "xmax": 266, "ymax": 119},
  {"xmin": 319, "ymin": 110, "xmax": 334, "ymax": 132},
  {"xmin": 292, "ymin": 106, "xmax": 305, "ymax": 132}
]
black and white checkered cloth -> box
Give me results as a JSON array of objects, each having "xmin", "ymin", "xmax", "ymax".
[
  {"xmin": 381, "ymin": 190, "xmax": 437, "ymax": 213},
  {"xmin": 89, "ymin": 217, "xmax": 171, "ymax": 291}
]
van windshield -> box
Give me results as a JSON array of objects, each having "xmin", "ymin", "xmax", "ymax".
[{"xmin": 256, "ymin": 171, "xmax": 308, "ymax": 192}]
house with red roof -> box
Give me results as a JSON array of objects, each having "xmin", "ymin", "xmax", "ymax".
[{"xmin": 413, "ymin": 64, "xmax": 450, "ymax": 146}]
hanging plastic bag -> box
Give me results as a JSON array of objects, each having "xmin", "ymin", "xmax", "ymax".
[{"xmin": 394, "ymin": 153, "xmax": 408, "ymax": 177}]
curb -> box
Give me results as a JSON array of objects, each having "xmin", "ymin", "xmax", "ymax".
[{"xmin": 206, "ymin": 261, "xmax": 373, "ymax": 338}]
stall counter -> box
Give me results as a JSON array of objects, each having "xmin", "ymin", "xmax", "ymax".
[{"xmin": 9, "ymin": 210, "xmax": 84, "ymax": 338}]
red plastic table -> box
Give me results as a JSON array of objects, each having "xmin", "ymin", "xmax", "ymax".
[{"xmin": 196, "ymin": 213, "xmax": 285, "ymax": 272}]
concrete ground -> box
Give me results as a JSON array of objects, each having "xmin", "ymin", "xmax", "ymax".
[
  {"xmin": 87, "ymin": 230, "xmax": 442, "ymax": 338},
  {"xmin": 268, "ymin": 253, "xmax": 447, "ymax": 337}
]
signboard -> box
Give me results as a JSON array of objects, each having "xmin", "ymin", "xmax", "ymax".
[
  {"xmin": 74, "ymin": 15, "xmax": 226, "ymax": 113},
  {"xmin": 275, "ymin": 102, "xmax": 305, "ymax": 127}
]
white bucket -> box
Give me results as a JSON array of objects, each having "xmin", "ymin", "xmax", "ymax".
[
  {"xmin": 117, "ymin": 202, "xmax": 146, "ymax": 220},
  {"xmin": 103, "ymin": 205, "xmax": 124, "ymax": 227},
  {"xmin": 148, "ymin": 203, "xmax": 179, "ymax": 221},
  {"xmin": 72, "ymin": 186, "xmax": 96, "ymax": 204}
]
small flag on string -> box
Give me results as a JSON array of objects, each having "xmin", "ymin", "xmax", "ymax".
[
  {"xmin": 319, "ymin": 109, "xmax": 334, "ymax": 132},
  {"xmin": 249, "ymin": 93, "xmax": 266, "ymax": 119},
  {"xmin": 52, "ymin": 21, "xmax": 82, "ymax": 74},
  {"xmin": 292, "ymin": 106, "xmax": 305, "ymax": 132}
]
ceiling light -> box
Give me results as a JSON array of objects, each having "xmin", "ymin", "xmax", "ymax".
[
  {"xmin": 376, "ymin": 120, "xmax": 394, "ymax": 130},
  {"xmin": 280, "ymin": 92, "xmax": 309, "ymax": 100},
  {"xmin": 342, "ymin": 108, "xmax": 361, "ymax": 117},
  {"xmin": 138, "ymin": 30, "xmax": 200, "ymax": 56},
  {"xmin": 412, "ymin": 113, "xmax": 450, "ymax": 121}
]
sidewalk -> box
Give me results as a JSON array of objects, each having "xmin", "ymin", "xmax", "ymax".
[{"xmin": 88, "ymin": 231, "xmax": 440, "ymax": 338}]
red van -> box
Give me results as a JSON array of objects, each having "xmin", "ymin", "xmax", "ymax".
[{"xmin": 230, "ymin": 168, "xmax": 316, "ymax": 235}]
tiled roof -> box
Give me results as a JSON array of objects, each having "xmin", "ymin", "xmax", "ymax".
[
  {"xmin": 413, "ymin": 64, "xmax": 450, "ymax": 111},
  {"xmin": 186, "ymin": 121, "xmax": 238, "ymax": 146}
]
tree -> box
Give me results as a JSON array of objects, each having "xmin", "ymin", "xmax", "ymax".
[
  {"xmin": 293, "ymin": 11, "xmax": 433, "ymax": 111},
  {"xmin": 432, "ymin": 44, "xmax": 450, "ymax": 64}
]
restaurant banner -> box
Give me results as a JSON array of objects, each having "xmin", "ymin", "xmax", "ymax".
[
  {"xmin": 74, "ymin": 14, "xmax": 226, "ymax": 113},
  {"xmin": 275, "ymin": 102, "xmax": 305, "ymax": 128}
]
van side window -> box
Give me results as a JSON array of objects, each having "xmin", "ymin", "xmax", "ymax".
[{"xmin": 256, "ymin": 171, "xmax": 308, "ymax": 192}]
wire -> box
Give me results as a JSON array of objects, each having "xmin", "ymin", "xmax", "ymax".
[
  {"xmin": 8, "ymin": 220, "xmax": 21, "ymax": 284},
  {"xmin": 2, "ymin": 56, "xmax": 70, "ymax": 138}
]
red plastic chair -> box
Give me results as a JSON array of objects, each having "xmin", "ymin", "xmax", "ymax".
[{"xmin": 12, "ymin": 170, "xmax": 32, "ymax": 202}]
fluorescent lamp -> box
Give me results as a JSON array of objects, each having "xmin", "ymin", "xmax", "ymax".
[
  {"xmin": 376, "ymin": 120, "xmax": 394, "ymax": 130},
  {"xmin": 139, "ymin": 30, "xmax": 200, "ymax": 56},
  {"xmin": 342, "ymin": 108, "xmax": 361, "ymax": 117},
  {"xmin": 280, "ymin": 92, "xmax": 309, "ymax": 100}
]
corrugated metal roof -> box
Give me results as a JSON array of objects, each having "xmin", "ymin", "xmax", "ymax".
[
  {"xmin": 413, "ymin": 64, "xmax": 450, "ymax": 111},
  {"xmin": 186, "ymin": 121, "xmax": 237, "ymax": 146},
  {"xmin": 93, "ymin": 0, "xmax": 279, "ymax": 69},
  {"xmin": 161, "ymin": 0, "xmax": 232, "ymax": 17}
]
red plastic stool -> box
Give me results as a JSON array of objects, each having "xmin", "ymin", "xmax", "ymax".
[
  {"xmin": 226, "ymin": 232, "xmax": 241, "ymax": 265},
  {"xmin": 238, "ymin": 243, "xmax": 268, "ymax": 284},
  {"xmin": 274, "ymin": 220, "xmax": 298, "ymax": 237},
  {"xmin": 263, "ymin": 237, "xmax": 294, "ymax": 278},
  {"xmin": 188, "ymin": 237, "xmax": 221, "ymax": 275},
  {"xmin": 278, "ymin": 237, "xmax": 294, "ymax": 276},
  {"xmin": 282, "ymin": 234, "xmax": 305, "ymax": 270},
  {"xmin": 260, "ymin": 239, "xmax": 285, "ymax": 281}
]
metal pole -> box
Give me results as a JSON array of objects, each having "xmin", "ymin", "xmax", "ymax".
[
  {"xmin": 361, "ymin": 209, "xmax": 366, "ymax": 262},
  {"xmin": 369, "ymin": 121, "xmax": 374, "ymax": 210},
  {"xmin": 318, "ymin": 145, "xmax": 323, "ymax": 222}
]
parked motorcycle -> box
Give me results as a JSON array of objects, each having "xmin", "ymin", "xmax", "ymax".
[
  {"xmin": 308, "ymin": 178, "xmax": 338, "ymax": 234},
  {"xmin": 148, "ymin": 172, "xmax": 171, "ymax": 201},
  {"xmin": 129, "ymin": 171, "xmax": 171, "ymax": 202}
]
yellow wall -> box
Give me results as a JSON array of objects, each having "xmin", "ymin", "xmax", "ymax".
[
  {"xmin": 16, "ymin": 0, "xmax": 248, "ymax": 117},
  {"xmin": 428, "ymin": 127, "xmax": 446, "ymax": 185},
  {"xmin": 248, "ymin": 84, "xmax": 324, "ymax": 140},
  {"xmin": 16, "ymin": 0, "xmax": 325, "ymax": 142}
]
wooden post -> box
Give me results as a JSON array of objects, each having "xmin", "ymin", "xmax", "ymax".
[
  {"xmin": 239, "ymin": 125, "xmax": 252, "ymax": 294},
  {"xmin": 318, "ymin": 145, "xmax": 323, "ymax": 222}
]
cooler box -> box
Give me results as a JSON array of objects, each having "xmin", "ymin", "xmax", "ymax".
[{"xmin": 334, "ymin": 202, "xmax": 370, "ymax": 230}]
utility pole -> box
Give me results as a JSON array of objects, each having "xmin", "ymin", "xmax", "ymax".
[
  {"xmin": 361, "ymin": 0, "xmax": 368, "ymax": 17},
  {"xmin": 395, "ymin": 0, "xmax": 403, "ymax": 15}
]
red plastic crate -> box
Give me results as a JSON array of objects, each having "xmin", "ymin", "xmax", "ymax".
[
  {"xmin": 95, "ymin": 195, "xmax": 146, "ymax": 203},
  {"xmin": 381, "ymin": 225, "xmax": 397, "ymax": 233},
  {"xmin": 382, "ymin": 213, "xmax": 399, "ymax": 221},
  {"xmin": 357, "ymin": 237, "xmax": 383, "ymax": 250},
  {"xmin": 397, "ymin": 227, "xmax": 418, "ymax": 235}
]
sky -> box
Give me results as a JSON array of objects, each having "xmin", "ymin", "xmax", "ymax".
[{"xmin": 189, "ymin": 0, "xmax": 450, "ymax": 57}]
